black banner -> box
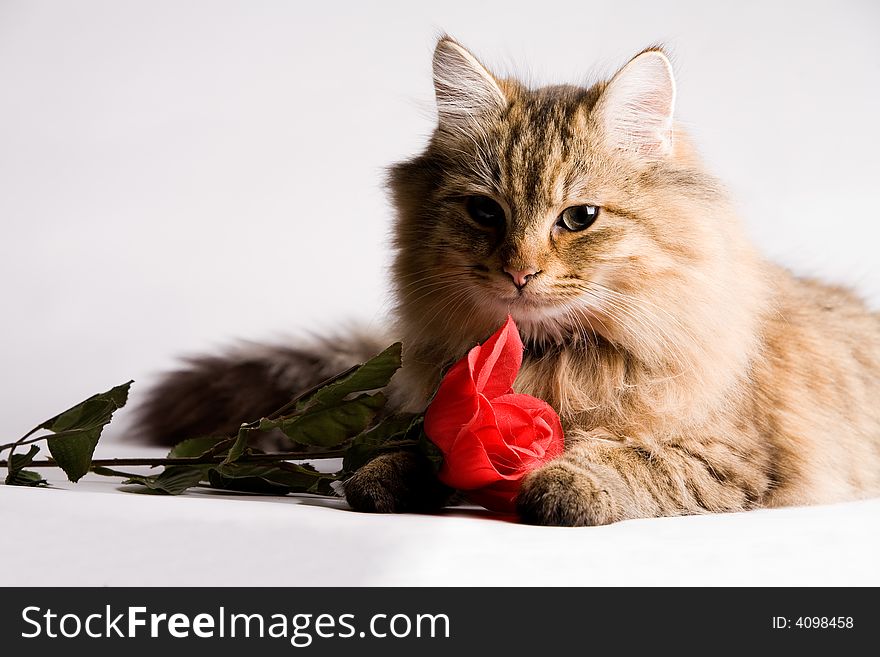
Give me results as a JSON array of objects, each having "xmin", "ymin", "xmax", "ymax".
[{"xmin": 0, "ymin": 587, "xmax": 872, "ymax": 655}]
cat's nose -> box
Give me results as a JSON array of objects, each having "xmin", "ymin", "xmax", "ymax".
[{"xmin": 503, "ymin": 266, "xmax": 539, "ymax": 290}]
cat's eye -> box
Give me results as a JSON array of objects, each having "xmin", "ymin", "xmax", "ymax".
[
  {"xmin": 465, "ymin": 195, "xmax": 505, "ymax": 228},
  {"xmin": 557, "ymin": 205, "xmax": 600, "ymax": 232}
]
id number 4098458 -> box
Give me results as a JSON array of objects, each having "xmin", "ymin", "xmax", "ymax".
[{"xmin": 772, "ymin": 617, "xmax": 854, "ymax": 629}]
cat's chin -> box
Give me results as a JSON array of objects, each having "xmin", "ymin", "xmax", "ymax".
[
  {"xmin": 488, "ymin": 291, "xmax": 568, "ymax": 318},
  {"xmin": 491, "ymin": 295, "xmax": 609, "ymax": 345},
  {"xmin": 487, "ymin": 296, "xmax": 595, "ymax": 344},
  {"xmin": 468, "ymin": 286, "xmax": 603, "ymax": 345}
]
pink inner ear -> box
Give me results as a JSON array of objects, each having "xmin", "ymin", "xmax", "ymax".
[
  {"xmin": 598, "ymin": 50, "xmax": 676, "ymax": 156},
  {"xmin": 432, "ymin": 38, "xmax": 507, "ymax": 133}
]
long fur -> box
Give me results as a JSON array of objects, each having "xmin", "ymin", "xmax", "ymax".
[
  {"xmin": 139, "ymin": 38, "xmax": 880, "ymax": 525},
  {"xmin": 136, "ymin": 330, "xmax": 391, "ymax": 448}
]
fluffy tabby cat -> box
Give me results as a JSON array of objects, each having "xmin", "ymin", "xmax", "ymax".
[{"xmin": 139, "ymin": 38, "xmax": 880, "ymax": 526}]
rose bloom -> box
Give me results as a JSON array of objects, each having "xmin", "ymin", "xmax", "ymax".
[{"xmin": 424, "ymin": 316, "xmax": 564, "ymax": 512}]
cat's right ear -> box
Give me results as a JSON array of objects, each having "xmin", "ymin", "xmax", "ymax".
[
  {"xmin": 432, "ymin": 37, "xmax": 507, "ymax": 135},
  {"xmin": 593, "ymin": 48, "xmax": 676, "ymax": 157}
]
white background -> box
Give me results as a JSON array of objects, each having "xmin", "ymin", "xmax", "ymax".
[
  {"xmin": 1, "ymin": 0, "xmax": 879, "ymax": 437},
  {"xmin": 2, "ymin": 0, "xmax": 880, "ymax": 589}
]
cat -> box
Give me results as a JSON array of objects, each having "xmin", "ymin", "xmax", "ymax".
[{"xmin": 138, "ymin": 37, "xmax": 880, "ymax": 526}]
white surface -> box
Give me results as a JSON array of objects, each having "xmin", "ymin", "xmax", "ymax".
[
  {"xmin": 4, "ymin": 445, "xmax": 880, "ymax": 586},
  {"xmin": 2, "ymin": 1, "xmax": 880, "ymax": 586}
]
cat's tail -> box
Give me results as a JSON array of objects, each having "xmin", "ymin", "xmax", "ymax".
[{"xmin": 134, "ymin": 327, "xmax": 393, "ymax": 446}]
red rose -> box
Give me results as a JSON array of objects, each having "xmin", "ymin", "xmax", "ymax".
[{"xmin": 424, "ymin": 315, "xmax": 564, "ymax": 513}]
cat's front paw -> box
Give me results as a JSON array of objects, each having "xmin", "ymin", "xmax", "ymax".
[
  {"xmin": 516, "ymin": 460, "xmax": 632, "ymax": 526},
  {"xmin": 344, "ymin": 451, "xmax": 451, "ymax": 514}
]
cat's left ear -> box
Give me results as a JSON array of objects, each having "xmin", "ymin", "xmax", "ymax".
[
  {"xmin": 432, "ymin": 37, "xmax": 507, "ymax": 135},
  {"xmin": 594, "ymin": 48, "xmax": 676, "ymax": 157}
]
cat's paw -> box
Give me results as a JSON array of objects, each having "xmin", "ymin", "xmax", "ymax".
[
  {"xmin": 516, "ymin": 460, "xmax": 631, "ymax": 526},
  {"xmin": 344, "ymin": 451, "xmax": 451, "ymax": 514}
]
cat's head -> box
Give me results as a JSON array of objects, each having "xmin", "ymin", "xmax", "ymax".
[{"xmin": 391, "ymin": 37, "xmax": 759, "ymax": 368}]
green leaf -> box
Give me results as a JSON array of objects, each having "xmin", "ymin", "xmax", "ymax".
[
  {"xmin": 5, "ymin": 445, "xmax": 47, "ymax": 486},
  {"xmin": 122, "ymin": 466, "xmax": 208, "ymax": 495},
  {"xmin": 262, "ymin": 392, "xmax": 386, "ymax": 447},
  {"xmin": 305, "ymin": 342, "xmax": 402, "ymax": 409},
  {"xmin": 7, "ymin": 469, "xmax": 47, "ymax": 487},
  {"xmin": 208, "ymin": 462, "xmax": 338, "ymax": 496},
  {"xmin": 46, "ymin": 430, "xmax": 102, "ymax": 483},
  {"xmin": 41, "ymin": 381, "xmax": 133, "ymax": 483},
  {"xmin": 244, "ymin": 343, "xmax": 400, "ymax": 451},
  {"xmin": 6, "ymin": 444, "xmax": 39, "ymax": 476},
  {"xmin": 167, "ymin": 435, "xmax": 231, "ymax": 459},
  {"xmin": 222, "ymin": 425, "xmax": 254, "ymax": 465},
  {"xmin": 40, "ymin": 381, "xmax": 132, "ymax": 433},
  {"xmin": 417, "ymin": 428, "xmax": 444, "ymax": 474},
  {"xmin": 92, "ymin": 465, "xmax": 145, "ymax": 479},
  {"xmin": 342, "ymin": 413, "xmax": 421, "ymax": 472},
  {"xmin": 208, "ymin": 466, "xmax": 289, "ymax": 495}
]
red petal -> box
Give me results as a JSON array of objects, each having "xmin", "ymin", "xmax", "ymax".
[
  {"xmin": 437, "ymin": 394, "xmax": 532, "ymax": 485},
  {"xmin": 435, "ymin": 394, "xmax": 505, "ymax": 489},
  {"xmin": 472, "ymin": 315, "xmax": 523, "ymax": 399},
  {"xmin": 493, "ymin": 393, "xmax": 565, "ymax": 460},
  {"xmin": 423, "ymin": 315, "xmax": 567, "ymax": 514},
  {"xmin": 438, "ymin": 433, "xmax": 503, "ymax": 489},
  {"xmin": 470, "ymin": 395, "xmax": 540, "ymax": 477},
  {"xmin": 424, "ymin": 357, "xmax": 478, "ymax": 452},
  {"xmin": 492, "ymin": 396, "xmax": 542, "ymax": 450},
  {"xmin": 424, "ymin": 315, "xmax": 525, "ymax": 451},
  {"xmin": 466, "ymin": 478, "xmax": 522, "ymax": 513}
]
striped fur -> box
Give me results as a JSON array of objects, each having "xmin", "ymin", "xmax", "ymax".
[{"xmin": 140, "ymin": 38, "xmax": 880, "ymax": 525}]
